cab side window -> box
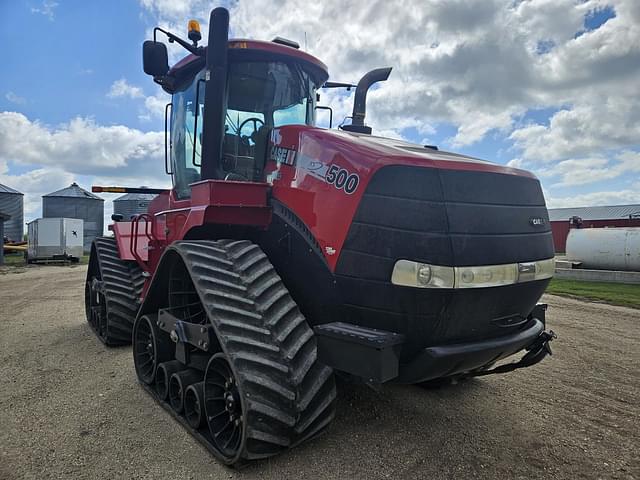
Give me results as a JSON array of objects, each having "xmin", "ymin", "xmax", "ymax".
[{"xmin": 171, "ymin": 75, "xmax": 204, "ymax": 199}]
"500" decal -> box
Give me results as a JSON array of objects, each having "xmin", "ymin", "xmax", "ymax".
[{"xmin": 325, "ymin": 164, "xmax": 359, "ymax": 194}]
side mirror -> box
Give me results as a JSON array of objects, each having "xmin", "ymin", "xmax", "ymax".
[{"xmin": 143, "ymin": 41, "xmax": 169, "ymax": 76}]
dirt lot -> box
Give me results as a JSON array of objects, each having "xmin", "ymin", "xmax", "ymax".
[{"xmin": 0, "ymin": 265, "xmax": 638, "ymax": 480}]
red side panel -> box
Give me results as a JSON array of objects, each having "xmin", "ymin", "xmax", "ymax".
[
  {"xmin": 155, "ymin": 180, "xmax": 272, "ymax": 246},
  {"xmin": 111, "ymin": 221, "xmax": 150, "ymax": 262},
  {"xmin": 191, "ymin": 180, "xmax": 272, "ymax": 226},
  {"xmin": 109, "ymin": 182, "xmax": 270, "ymax": 279}
]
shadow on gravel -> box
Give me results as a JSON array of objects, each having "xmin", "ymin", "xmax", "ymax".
[{"xmin": 239, "ymin": 377, "xmax": 508, "ymax": 478}]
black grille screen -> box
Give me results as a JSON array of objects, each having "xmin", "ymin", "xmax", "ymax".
[{"xmin": 336, "ymin": 165, "xmax": 554, "ymax": 279}]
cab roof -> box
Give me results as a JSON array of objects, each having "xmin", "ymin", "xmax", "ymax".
[{"xmin": 167, "ymin": 39, "xmax": 329, "ymax": 90}]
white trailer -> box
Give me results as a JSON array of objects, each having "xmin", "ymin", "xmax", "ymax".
[{"xmin": 27, "ymin": 218, "xmax": 84, "ymax": 263}]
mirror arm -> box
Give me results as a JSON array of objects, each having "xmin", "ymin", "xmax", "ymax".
[
  {"xmin": 322, "ymin": 82, "xmax": 356, "ymax": 90},
  {"xmin": 153, "ymin": 27, "xmax": 205, "ymax": 56}
]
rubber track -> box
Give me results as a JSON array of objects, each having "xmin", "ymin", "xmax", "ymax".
[
  {"xmin": 172, "ymin": 240, "xmax": 336, "ymax": 462},
  {"xmin": 87, "ymin": 237, "xmax": 143, "ymax": 346}
]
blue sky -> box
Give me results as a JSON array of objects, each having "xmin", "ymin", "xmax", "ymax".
[
  {"xmin": 1, "ymin": 1, "xmax": 154, "ymax": 128},
  {"xmin": 1, "ymin": 1, "xmax": 639, "ymax": 228}
]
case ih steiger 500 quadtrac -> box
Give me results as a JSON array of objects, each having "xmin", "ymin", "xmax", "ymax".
[{"xmin": 85, "ymin": 7, "xmax": 556, "ymax": 466}]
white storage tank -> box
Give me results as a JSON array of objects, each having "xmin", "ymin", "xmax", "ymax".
[
  {"xmin": 27, "ymin": 218, "xmax": 84, "ymax": 262},
  {"xmin": 566, "ymin": 227, "xmax": 640, "ymax": 271}
]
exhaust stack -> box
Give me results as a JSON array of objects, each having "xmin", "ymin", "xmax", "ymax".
[{"xmin": 342, "ymin": 67, "xmax": 392, "ymax": 134}]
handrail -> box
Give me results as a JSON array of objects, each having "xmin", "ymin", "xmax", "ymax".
[
  {"xmin": 130, "ymin": 213, "xmax": 155, "ymax": 270},
  {"xmin": 164, "ymin": 103, "xmax": 172, "ymax": 174}
]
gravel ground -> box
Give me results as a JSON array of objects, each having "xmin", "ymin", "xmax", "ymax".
[{"xmin": 0, "ymin": 264, "xmax": 638, "ymax": 480}]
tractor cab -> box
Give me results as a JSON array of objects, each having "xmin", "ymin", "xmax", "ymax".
[
  {"xmin": 169, "ymin": 44, "xmax": 327, "ymax": 198},
  {"xmin": 141, "ymin": 9, "xmax": 329, "ymax": 200}
]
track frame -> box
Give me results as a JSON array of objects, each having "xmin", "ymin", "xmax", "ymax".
[{"xmin": 133, "ymin": 239, "xmax": 337, "ymax": 465}]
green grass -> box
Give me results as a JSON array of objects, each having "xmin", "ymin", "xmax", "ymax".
[
  {"xmin": 545, "ymin": 278, "xmax": 640, "ymax": 309},
  {"xmin": 1, "ymin": 253, "xmax": 26, "ymax": 266}
]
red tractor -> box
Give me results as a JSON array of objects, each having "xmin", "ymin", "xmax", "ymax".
[{"xmin": 85, "ymin": 7, "xmax": 556, "ymax": 466}]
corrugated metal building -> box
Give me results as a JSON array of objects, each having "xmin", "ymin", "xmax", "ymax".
[
  {"xmin": 113, "ymin": 190, "xmax": 156, "ymax": 220},
  {"xmin": 43, "ymin": 182, "xmax": 104, "ymax": 252},
  {"xmin": 0, "ymin": 183, "xmax": 24, "ymax": 242},
  {"xmin": 549, "ymin": 204, "xmax": 640, "ymax": 252}
]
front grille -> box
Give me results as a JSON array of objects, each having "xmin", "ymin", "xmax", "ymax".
[
  {"xmin": 333, "ymin": 165, "xmax": 553, "ymax": 351},
  {"xmin": 336, "ymin": 165, "xmax": 554, "ymax": 280}
]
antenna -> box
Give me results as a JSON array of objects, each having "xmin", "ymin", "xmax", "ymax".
[{"xmin": 304, "ymin": 31, "xmax": 307, "ymax": 50}]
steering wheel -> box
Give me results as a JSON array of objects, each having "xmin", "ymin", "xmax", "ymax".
[{"xmin": 238, "ymin": 117, "xmax": 265, "ymax": 140}]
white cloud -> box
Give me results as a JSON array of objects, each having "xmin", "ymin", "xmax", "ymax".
[
  {"xmin": 108, "ymin": 79, "xmax": 145, "ymax": 99},
  {"xmin": 449, "ymin": 109, "xmax": 514, "ymax": 147},
  {"xmin": 135, "ymin": 0, "xmax": 640, "ymax": 206},
  {"xmin": 5, "ymin": 0, "xmax": 638, "ymax": 226},
  {"xmin": 0, "ymin": 112, "xmax": 164, "ymax": 176},
  {"xmin": 138, "ymin": 0, "xmax": 639, "ymax": 151},
  {"xmin": 142, "ymin": 91, "xmax": 168, "ymax": 120},
  {"xmin": 107, "ymin": 79, "xmax": 166, "ymax": 121},
  {"xmin": 139, "ymin": 0, "xmax": 202, "ymax": 19},
  {"xmin": 30, "ymin": 0, "xmax": 59, "ymax": 21},
  {"xmin": 0, "ymin": 168, "xmax": 74, "ymax": 221},
  {"xmin": 537, "ymin": 151, "xmax": 640, "ymax": 187},
  {"xmin": 0, "ymin": 111, "xmax": 170, "ymax": 227},
  {"xmin": 5, "ymin": 92, "xmax": 26, "ymax": 105},
  {"xmin": 510, "ymin": 97, "xmax": 640, "ymax": 162},
  {"xmin": 546, "ymin": 189, "xmax": 640, "ymax": 208}
]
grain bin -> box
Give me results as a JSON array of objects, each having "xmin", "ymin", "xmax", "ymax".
[
  {"xmin": 566, "ymin": 227, "xmax": 640, "ymax": 271},
  {"xmin": 0, "ymin": 183, "xmax": 24, "ymax": 242},
  {"xmin": 113, "ymin": 188, "xmax": 156, "ymax": 220},
  {"xmin": 42, "ymin": 182, "xmax": 104, "ymax": 252},
  {"xmin": 0, "ymin": 211, "xmax": 10, "ymax": 265}
]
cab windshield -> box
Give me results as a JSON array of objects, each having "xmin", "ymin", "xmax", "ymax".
[
  {"xmin": 222, "ymin": 60, "xmax": 316, "ymax": 181},
  {"xmin": 170, "ymin": 59, "xmax": 318, "ymax": 198}
]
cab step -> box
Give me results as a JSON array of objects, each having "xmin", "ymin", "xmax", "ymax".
[{"xmin": 314, "ymin": 322, "xmax": 404, "ymax": 383}]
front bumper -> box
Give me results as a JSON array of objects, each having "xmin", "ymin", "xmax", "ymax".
[
  {"xmin": 396, "ymin": 317, "xmax": 547, "ymax": 383},
  {"xmin": 314, "ymin": 305, "xmax": 555, "ymax": 384}
]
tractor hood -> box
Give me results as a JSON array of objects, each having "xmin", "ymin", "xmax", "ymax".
[
  {"xmin": 311, "ymin": 128, "xmax": 535, "ymax": 179},
  {"xmin": 266, "ymin": 124, "xmax": 554, "ymax": 355},
  {"xmin": 267, "ymin": 124, "xmax": 553, "ymax": 273}
]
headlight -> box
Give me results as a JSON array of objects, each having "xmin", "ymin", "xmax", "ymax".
[
  {"xmin": 391, "ymin": 258, "xmax": 554, "ymax": 289},
  {"xmin": 533, "ymin": 258, "xmax": 555, "ymax": 280},
  {"xmin": 391, "ymin": 260, "xmax": 455, "ymax": 288},
  {"xmin": 455, "ymin": 263, "xmax": 519, "ymax": 288}
]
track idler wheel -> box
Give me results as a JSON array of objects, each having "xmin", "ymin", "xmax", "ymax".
[
  {"xmin": 184, "ymin": 381, "xmax": 205, "ymax": 429},
  {"xmin": 85, "ymin": 279, "xmax": 106, "ymax": 338},
  {"xmin": 133, "ymin": 314, "xmax": 173, "ymax": 385},
  {"xmin": 169, "ymin": 370, "xmax": 202, "ymax": 413},
  {"xmin": 155, "ymin": 360, "xmax": 183, "ymax": 400},
  {"xmin": 204, "ymin": 353, "xmax": 245, "ymax": 461}
]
